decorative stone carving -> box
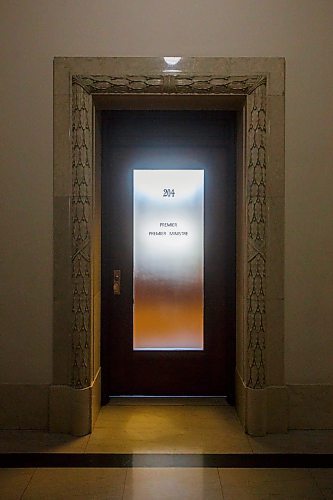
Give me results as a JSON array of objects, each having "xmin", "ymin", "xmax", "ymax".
[
  {"xmin": 71, "ymin": 72, "xmax": 268, "ymax": 391},
  {"xmin": 71, "ymin": 83, "xmax": 92, "ymax": 388},
  {"xmin": 73, "ymin": 74, "xmax": 265, "ymax": 95},
  {"xmin": 246, "ymin": 83, "xmax": 267, "ymax": 389}
]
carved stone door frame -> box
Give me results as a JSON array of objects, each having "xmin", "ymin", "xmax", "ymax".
[{"xmin": 52, "ymin": 57, "xmax": 286, "ymax": 436}]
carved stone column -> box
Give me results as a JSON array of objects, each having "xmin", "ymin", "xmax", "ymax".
[
  {"xmin": 71, "ymin": 83, "xmax": 93, "ymax": 389},
  {"xmin": 245, "ymin": 83, "xmax": 268, "ymax": 434}
]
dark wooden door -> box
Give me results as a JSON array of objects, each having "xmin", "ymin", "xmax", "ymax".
[{"xmin": 101, "ymin": 110, "xmax": 236, "ymax": 400}]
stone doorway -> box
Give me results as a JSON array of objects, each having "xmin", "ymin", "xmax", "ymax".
[{"xmin": 52, "ymin": 57, "xmax": 285, "ymax": 436}]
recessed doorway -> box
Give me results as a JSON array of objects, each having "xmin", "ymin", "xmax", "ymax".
[
  {"xmin": 101, "ymin": 110, "xmax": 236, "ymax": 400},
  {"xmin": 52, "ymin": 57, "xmax": 285, "ymax": 436}
]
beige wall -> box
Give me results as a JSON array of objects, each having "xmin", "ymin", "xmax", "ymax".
[{"xmin": 0, "ymin": 0, "xmax": 332, "ymax": 385}]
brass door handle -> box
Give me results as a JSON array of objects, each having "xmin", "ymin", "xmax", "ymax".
[{"xmin": 113, "ymin": 270, "xmax": 121, "ymax": 295}]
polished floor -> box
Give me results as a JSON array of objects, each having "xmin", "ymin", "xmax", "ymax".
[
  {"xmin": 1, "ymin": 400, "xmax": 332, "ymax": 498},
  {"xmin": 1, "ymin": 467, "xmax": 333, "ymax": 499}
]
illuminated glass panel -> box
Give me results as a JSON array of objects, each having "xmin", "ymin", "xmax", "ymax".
[{"xmin": 133, "ymin": 170, "xmax": 204, "ymax": 350}]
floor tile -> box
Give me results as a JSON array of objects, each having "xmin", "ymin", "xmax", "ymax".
[
  {"xmin": 1, "ymin": 404, "xmax": 332, "ymax": 457},
  {"xmin": 0, "ymin": 430, "xmax": 89, "ymax": 453},
  {"xmin": 0, "ymin": 468, "xmax": 35, "ymax": 500},
  {"xmin": 86, "ymin": 404, "xmax": 252, "ymax": 453},
  {"xmin": 311, "ymin": 468, "xmax": 333, "ymax": 489},
  {"xmin": 123, "ymin": 467, "xmax": 223, "ymax": 499},
  {"xmin": 218, "ymin": 468, "xmax": 325, "ymax": 499},
  {"xmin": 95, "ymin": 404, "xmax": 239, "ymax": 428},
  {"xmin": 310, "ymin": 468, "xmax": 333, "ymax": 499},
  {"xmin": 22, "ymin": 468, "xmax": 126, "ymax": 499},
  {"xmin": 248, "ymin": 430, "xmax": 333, "ymax": 454}
]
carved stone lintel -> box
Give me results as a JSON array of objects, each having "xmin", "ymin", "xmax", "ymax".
[{"xmin": 73, "ymin": 74, "xmax": 265, "ymax": 95}]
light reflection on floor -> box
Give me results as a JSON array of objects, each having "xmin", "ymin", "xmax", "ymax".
[{"xmin": 1, "ymin": 402, "xmax": 333, "ymax": 498}]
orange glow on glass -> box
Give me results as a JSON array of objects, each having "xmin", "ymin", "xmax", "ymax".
[{"xmin": 133, "ymin": 170, "xmax": 204, "ymax": 350}]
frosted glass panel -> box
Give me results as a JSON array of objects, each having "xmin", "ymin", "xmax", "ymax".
[{"xmin": 133, "ymin": 170, "xmax": 204, "ymax": 350}]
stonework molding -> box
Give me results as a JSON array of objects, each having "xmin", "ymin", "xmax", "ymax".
[
  {"xmin": 49, "ymin": 370, "xmax": 100, "ymax": 435},
  {"xmin": 71, "ymin": 83, "xmax": 93, "ymax": 388},
  {"xmin": 235, "ymin": 371, "xmax": 289, "ymax": 435},
  {"xmin": 73, "ymin": 74, "xmax": 265, "ymax": 96},
  {"xmin": 246, "ymin": 83, "xmax": 267, "ymax": 389},
  {"xmin": 71, "ymin": 70, "xmax": 268, "ymax": 392}
]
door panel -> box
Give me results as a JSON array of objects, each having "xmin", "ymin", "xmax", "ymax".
[{"xmin": 101, "ymin": 110, "xmax": 236, "ymax": 398}]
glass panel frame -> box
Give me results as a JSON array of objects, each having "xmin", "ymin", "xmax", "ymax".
[{"xmin": 133, "ymin": 169, "xmax": 204, "ymax": 351}]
